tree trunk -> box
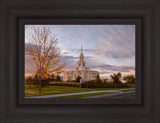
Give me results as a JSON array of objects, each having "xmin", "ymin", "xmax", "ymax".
[{"xmin": 39, "ymin": 78, "xmax": 42, "ymax": 93}]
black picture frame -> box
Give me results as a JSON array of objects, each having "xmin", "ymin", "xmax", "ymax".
[
  {"xmin": 0, "ymin": 0, "xmax": 160, "ymax": 122},
  {"xmin": 21, "ymin": 20, "xmax": 141, "ymax": 105}
]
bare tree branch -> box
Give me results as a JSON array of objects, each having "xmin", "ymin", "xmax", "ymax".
[{"xmin": 25, "ymin": 26, "xmax": 66, "ymax": 81}]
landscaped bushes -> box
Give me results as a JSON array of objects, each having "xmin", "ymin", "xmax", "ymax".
[
  {"xmin": 49, "ymin": 81, "xmax": 129, "ymax": 88},
  {"xmin": 81, "ymin": 81, "xmax": 129, "ymax": 88},
  {"xmin": 49, "ymin": 82, "xmax": 80, "ymax": 87}
]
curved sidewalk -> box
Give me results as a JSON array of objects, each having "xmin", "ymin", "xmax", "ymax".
[{"xmin": 83, "ymin": 91, "xmax": 135, "ymax": 99}]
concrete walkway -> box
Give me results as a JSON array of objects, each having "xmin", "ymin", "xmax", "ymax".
[
  {"xmin": 83, "ymin": 91, "xmax": 135, "ymax": 99},
  {"xmin": 25, "ymin": 88, "xmax": 135, "ymax": 99}
]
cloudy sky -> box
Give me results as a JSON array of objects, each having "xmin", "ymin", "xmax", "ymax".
[{"xmin": 25, "ymin": 25, "xmax": 135, "ymax": 78}]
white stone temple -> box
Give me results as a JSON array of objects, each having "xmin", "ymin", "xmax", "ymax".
[{"xmin": 63, "ymin": 45, "xmax": 99, "ymax": 82}]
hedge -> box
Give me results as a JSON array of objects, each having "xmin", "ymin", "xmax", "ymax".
[
  {"xmin": 81, "ymin": 81, "xmax": 129, "ymax": 88},
  {"xmin": 49, "ymin": 82, "xmax": 80, "ymax": 87}
]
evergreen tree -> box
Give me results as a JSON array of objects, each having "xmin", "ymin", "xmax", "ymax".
[
  {"xmin": 56, "ymin": 75, "xmax": 61, "ymax": 81},
  {"xmin": 123, "ymin": 74, "xmax": 135, "ymax": 84},
  {"xmin": 95, "ymin": 74, "xmax": 101, "ymax": 83},
  {"xmin": 75, "ymin": 75, "xmax": 82, "ymax": 82},
  {"xmin": 110, "ymin": 72, "xmax": 122, "ymax": 84}
]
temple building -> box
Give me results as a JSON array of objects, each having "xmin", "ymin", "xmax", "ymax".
[{"xmin": 63, "ymin": 45, "xmax": 99, "ymax": 82}]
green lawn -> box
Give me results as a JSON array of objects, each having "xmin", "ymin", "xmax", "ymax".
[
  {"xmin": 55, "ymin": 92, "xmax": 116, "ymax": 98},
  {"xmin": 25, "ymin": 85, "xmax": 135, "ymax": 97},
  {"xmin": 121, "ymin": 88, "xmax": 135, "ymax": 92}
]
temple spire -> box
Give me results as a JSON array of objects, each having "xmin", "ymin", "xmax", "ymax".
[
  {"xmin": 78, "ymin": 44, "xmax": 85, "ymax": 67},
  {"xmin": 81, "ymin": 44, "xmax": 83, "ymax": 53}
]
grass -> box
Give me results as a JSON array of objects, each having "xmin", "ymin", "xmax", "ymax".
[
  {"xmin": 25, "ymin": 85, "xmax": 135, "ymax": 97},
  {"xmin": 121, "ymin": 89, "xmax": 135, "ymax": 92},
  {"xmin": 55, "ymin": 92, "xmax": 116, "ymax": 98},
  {"xmin": 128, "ymin": 84, "xmax": 136, "ymax": 88}
]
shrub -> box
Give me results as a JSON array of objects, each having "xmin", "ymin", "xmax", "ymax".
[
  {"xmin": 123, "ymin": 74, "xmax": 135, "ymax": 84},
  {"xmin": 56, "ymin": 75, "xmax": 61, "ymax": 81},
  {"xmin": 30, "ymin": 74, "xmax": 51, "ymax": 87},
  {"xmin": 49, "ymin": 82, "xmax": 80, "ymax": 87},
  {"xmin": 102, "ymin": 78, "xmax": 108, "ymax": 83},
  {"xmin": 81, "ymin": 81, "xmax": 129, "ymax": 88},
  {"xmin": 25, "ymin": 76, "xmax": 33, "ymax": 87},
  {"xmin": 41, "ymin": 79, "xmax": 50, "ymax": 87}
]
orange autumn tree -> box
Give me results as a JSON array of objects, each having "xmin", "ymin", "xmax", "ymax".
[{"xmin": 25, "ymin": 26, "xmax": 66, "ymax": 93}]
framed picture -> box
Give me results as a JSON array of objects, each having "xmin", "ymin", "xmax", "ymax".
[
  {"xmin": 0, "ymin": 0, "xmax": 160, "ymax": 122},
  {"xmin": 24, "ymin": 24, "xmax": 138, "ymax": 104}
]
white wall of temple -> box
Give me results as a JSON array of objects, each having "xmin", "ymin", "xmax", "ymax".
[{"xmin": 63, "ymin": 70, "xmax": 99, "ymax": 82}]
